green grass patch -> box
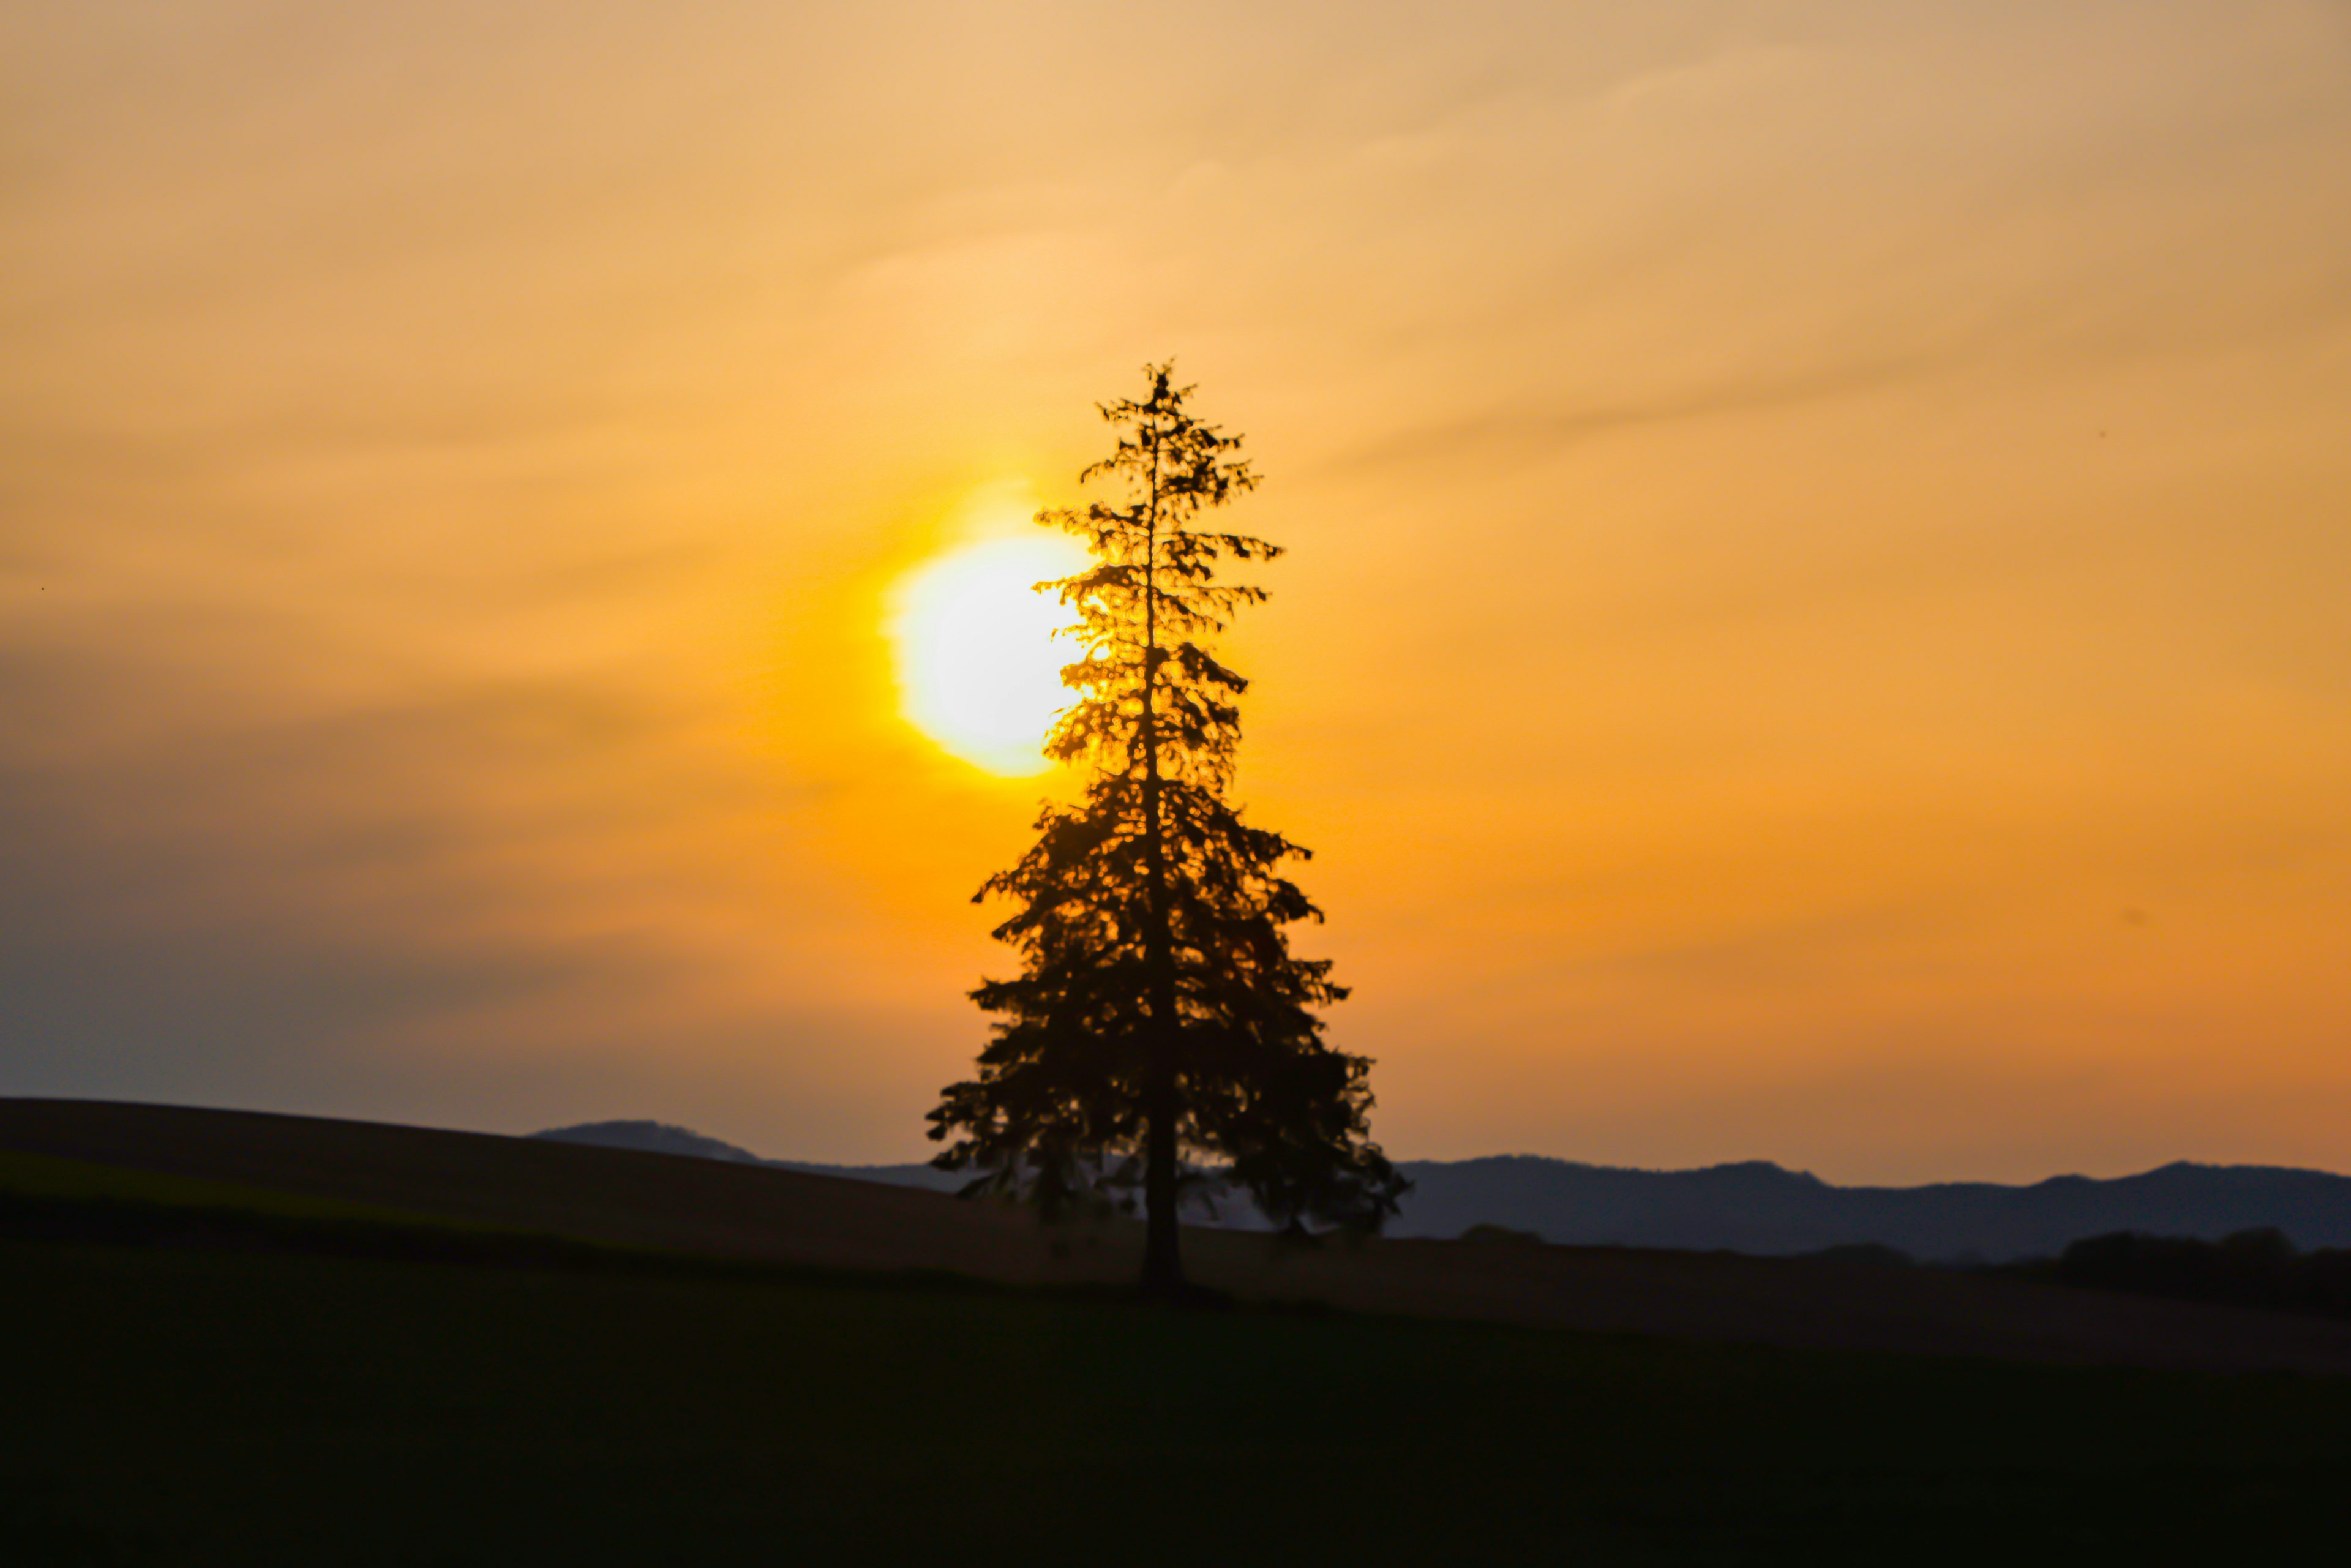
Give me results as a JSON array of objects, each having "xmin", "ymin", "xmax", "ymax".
[
  {"xmin": 4, "ymin": 1236, "xmax": 2350, "ymax": 1565},
  {"xmin": 0, "ymin": 1147, "xmax": 493, "ymax": 1229},
  {"xmin": 0, "ymin": 1155, "xmax": 999, "ymax": 1300}
]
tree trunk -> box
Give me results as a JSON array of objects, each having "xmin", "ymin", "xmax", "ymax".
[
  {"xmin": 1135, "ymin": 421, "xmax": 1185, "ymax": 1299},
  {"xmin": 1139, "ymin": 1078, "xmax": 1183, "ymax": 1296}
]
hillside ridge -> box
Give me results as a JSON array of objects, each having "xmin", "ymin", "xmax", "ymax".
[
  {"xmin": 14, "ymin": 1097, "xmax": 2351, "ymax": 1374},
  {"xmin": 535, "ymin": 1120, "xmax": 2351, "ymax": 1261}
]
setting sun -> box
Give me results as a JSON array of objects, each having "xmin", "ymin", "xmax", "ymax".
[{"xmin": 887, "ymin": 529, "xmax": 1090, "ymax": 776}]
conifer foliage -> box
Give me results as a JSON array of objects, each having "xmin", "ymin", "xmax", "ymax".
[{"xmin": 928, "ymin": 365, "xmax": 1405, "ymax": 1295}]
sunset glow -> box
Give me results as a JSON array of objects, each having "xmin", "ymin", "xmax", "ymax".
[
  {"xmin": 3, "ymin": 0, "xmax": 2347, "ymax": 1182},
  {"xmin": 888, "ymin": 531, "xmax": 1087, "ymax": 776}
]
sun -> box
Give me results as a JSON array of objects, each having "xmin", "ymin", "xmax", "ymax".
[{"xmin": 887, "ymin": 506, "xmax": 1089, "ymax": 776}]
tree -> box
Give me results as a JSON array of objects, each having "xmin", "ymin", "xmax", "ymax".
[{"xmin": 928, "ymin": 364, "xmax": 1406, "ymax": 1297}]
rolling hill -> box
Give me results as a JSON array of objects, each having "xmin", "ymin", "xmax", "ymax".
[
  {"xmin": 10, "ymin": 1096, "xmax": 2351, "ymax": 1375},
  {"xmin": 536, "ymin": 1119, "xmax": 2351, "ymax": 1261}
]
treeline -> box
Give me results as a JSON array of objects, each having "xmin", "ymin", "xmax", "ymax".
[
  {"xmin": 1470, "ymin": 1221, "xmax": 2351, "ymax": 1325},
  {"xmin": 1995, "ymin": 1229, "xmax": 2351, "ymax": 1322}
]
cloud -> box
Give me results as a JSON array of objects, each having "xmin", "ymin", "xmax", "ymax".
[{"xmin": 1325, "ymin": 353, "xmax": 1943, "ymax": 478}]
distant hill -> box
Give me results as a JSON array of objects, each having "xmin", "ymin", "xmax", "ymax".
[
  {"xmin": 534, "ymin": 1122, "xmax": 2351, "ymax": 1262},
  {"xmin": 532, "ymin": 1121, "xmax": 968, "ymax": 1191},
  {"xmin": 1380, "ymin": 1157, "xmax": 2351, "ymax": 1261},
  {"xmin": 533, "ymin": 1120, "xmax": 768, "ymax": 1165}
]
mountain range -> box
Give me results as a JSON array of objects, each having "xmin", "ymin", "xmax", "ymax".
[{"xmin": 531, "ymin": 1122, "xmax": 2351, "ymax": 1262}]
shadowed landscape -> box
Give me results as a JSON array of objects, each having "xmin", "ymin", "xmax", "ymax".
[
  {"xmin": 12, "ymin": 1098, "xmax": 2351, "ymax": 1375},
  {"xmin": 10, "ymin": 1099, "xmax": 2351, "ymax": 1563},
  {"xmin": 563, "ymin": 1120, "xmax": 2351, "ymax": 1261}
]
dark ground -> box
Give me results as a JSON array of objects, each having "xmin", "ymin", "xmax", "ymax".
[
  {"xmin": 9, "ymin": 1099, "xmax": 2351, "ymax": 1564},
  {"xmin": 12, "ymin": 1098, "xmax": 2351, "ymax": 1373},
  {"xmin": 7, "ymin": 1234, "xmax": 2351, "ymax": 1567}
]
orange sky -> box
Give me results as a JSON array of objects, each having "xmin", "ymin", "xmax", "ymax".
[{"xmin": 4, "ymin": 1, "xmax": 2347, "ymax": 1180}]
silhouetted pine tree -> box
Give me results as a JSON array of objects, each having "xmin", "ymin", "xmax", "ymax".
[{"xmin": 928, "ymin": 364, "xmax": 1404, "ymax": 1297}]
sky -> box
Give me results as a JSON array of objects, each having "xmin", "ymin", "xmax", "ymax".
[{"xmin": 3, "ymin": 0, "xmax": 2347, "ymax": 1182}]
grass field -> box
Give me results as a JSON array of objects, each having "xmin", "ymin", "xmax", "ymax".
[
  {"xmin": 15, "ymin": 1099, "xmax": 2351, "ymax": 1375},
  {"xmin": 0, "ymin": 1147, "xmax": 516, "ymax": 1230},
  {"xmin": 9, "ymin": 1232, "xmax": 2351, "ymax": 1566},
  {"xmin": 9, "ymin": 1102, "xmax": 2351, "ymax": 1562}
]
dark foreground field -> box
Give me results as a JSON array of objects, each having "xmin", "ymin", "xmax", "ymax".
[
  {"xmin": 7, "ymin": 1100, "xmax": 2351, "ymax": 1563},
  {"xmin": 10, "ymin": 1235, "xmax": 2351, "ymax": 1566},
  {"xmin": 13, "ymin": 1098, "xmax": 2351, "ymax": 1372}
]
